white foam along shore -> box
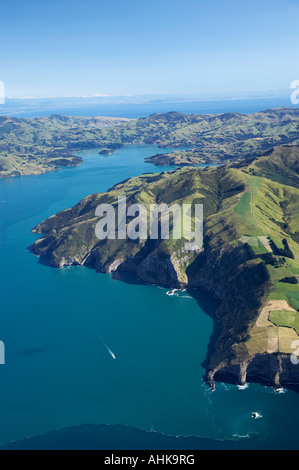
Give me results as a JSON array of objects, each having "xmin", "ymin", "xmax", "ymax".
[
  {"xmin": 237, "ymin": 384, "xmax": 249, "ymax": 391},
  {"xmin": 166, "ymin": 288, "xmax": 186, "ymax": 297},
  {"xmin": 252, "ymin": 412, "xmax": 263, "ymax": 420}
]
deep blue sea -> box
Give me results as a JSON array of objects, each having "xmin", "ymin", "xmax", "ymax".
[
  {"xmin": 0, "ymin": 100, "xmax": 299, "ymax": 450},
  {"xmin": 0, "ymin": 96, "xmax": 296, "ymax": 119}
]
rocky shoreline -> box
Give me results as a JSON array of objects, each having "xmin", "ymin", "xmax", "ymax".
[
  {"xmin": 29, "ymin": 149, "xmax": 299, "ymax": 393},
  {"xmin": 30, "ymin": 238, "xmax": 295, "ymax": 393},
  {"xmin": 207, "ymin": 354, "xmax": 299, "ymax": 392}
]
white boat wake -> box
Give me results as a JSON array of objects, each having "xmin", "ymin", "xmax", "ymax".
[
  {"xmin": 252, "ymin": 412, "xmax": 263, "ymax": 420},
  {"xmin": 106, "ymin": 346, "xmax": 116, "ymax": 360},
  {"xmin": 98, "ymin": 334, "xmax": 116, "ymax": 360},
  {"xmin": 76, "ymin": 306, "xmax": 117, "ymax": 360},
  {"xmin": 86, "ymin": 318, "xmax": 117, "ymax": 360}
]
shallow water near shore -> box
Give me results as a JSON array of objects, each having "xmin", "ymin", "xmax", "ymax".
[{"xmin": 0, "ymin": 144, "xmax": 299, "ymax": 449}]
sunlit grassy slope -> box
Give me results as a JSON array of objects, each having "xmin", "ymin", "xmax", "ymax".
[
  {"xmin": 30, "ymin": 145, "xmax": 299, "ymax": 369},
  {"xmin": 1, "ymin": 107, "xmax": 299, "ymax": 177}
]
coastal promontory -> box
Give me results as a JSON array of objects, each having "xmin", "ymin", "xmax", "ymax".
[{"xmin": 30, "ymin": 145, "xmax": 299, "ymax": 390}]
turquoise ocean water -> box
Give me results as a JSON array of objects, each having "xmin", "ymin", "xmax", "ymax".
[{"xmin": 0, "ymin": 100, "xmax": 299, "ymax": 449}]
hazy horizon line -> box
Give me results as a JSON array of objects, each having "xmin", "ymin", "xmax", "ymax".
[{"xmin": 5, "ymin": 89, "xmax": 292, "ymax": 102}]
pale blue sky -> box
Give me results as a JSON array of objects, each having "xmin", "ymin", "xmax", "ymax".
[{"xmin": 1, "ymin": 0, "xmax": 299, "ymax": 97}]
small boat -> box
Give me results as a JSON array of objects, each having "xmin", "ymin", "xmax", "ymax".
[{"xmin": 109, "ymin": 351, "xmax": 116, "ymax": 360}]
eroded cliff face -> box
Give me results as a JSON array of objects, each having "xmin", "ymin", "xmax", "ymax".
[
  {"xmin": 186, "ymin": 243, "xmax": 272, "ymax": 366},
  {"xmin": 126, "ymin": 254, "xmax": 181, "ymax": 288},
  {"xmin": 30, "ymin": 227, "xmax": 298, "ymax": 391},
  {"xmin": 88, "ymin": 248, "xmax": 184, "ymax": 288},
  {"xmin": 122, "ymin": 250, "xmax": 193, "ymax": 287},
  {"xmin": 208, "ymin": 353, "xmax": 299, "ymax": 390},
  {"xmin": 30, "ymin": 220, "xmax": 274, "ymax": 386},
  {"xmin": 29, "ymin": 155, "xmax": 299, "ymax": 391}
]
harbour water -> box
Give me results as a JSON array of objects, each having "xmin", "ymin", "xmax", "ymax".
[{"xmin": 0, "ymin": 136, "xmax": 299, "ymax": 450}]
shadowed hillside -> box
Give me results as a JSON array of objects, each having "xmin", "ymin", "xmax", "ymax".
[{"xmin": 30, "ymin": 146, "xmax": 299, "ymax": 390}]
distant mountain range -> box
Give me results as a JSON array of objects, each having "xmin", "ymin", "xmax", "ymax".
[{"xmin": 1, "ymin": 107, "xmax": 299, "ymax": 178}]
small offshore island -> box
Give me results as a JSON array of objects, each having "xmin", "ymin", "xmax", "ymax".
[
  {"xmin": 0, "ymin": 115, "xmax": 130, "ymax": 177},
  {"xmin": 98, "ymin": 144, "xmax": 124, "ymax": 156}
]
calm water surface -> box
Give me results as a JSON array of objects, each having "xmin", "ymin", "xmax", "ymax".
[{"xmin": 0, "ymin": 145, "xmax": 299, "ymax": 449}]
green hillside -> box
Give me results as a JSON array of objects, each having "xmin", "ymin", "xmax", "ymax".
[
  {"xmin": 0, "ymin": 115, "xmax": 130, "ymax": 177},
  {"xmin": 1, "ymin": 108, "xmax": 299, "ymax": 177},
  {"xmin": 30, "ymin": 146, "xmax": 299, "ymax": 387}
]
